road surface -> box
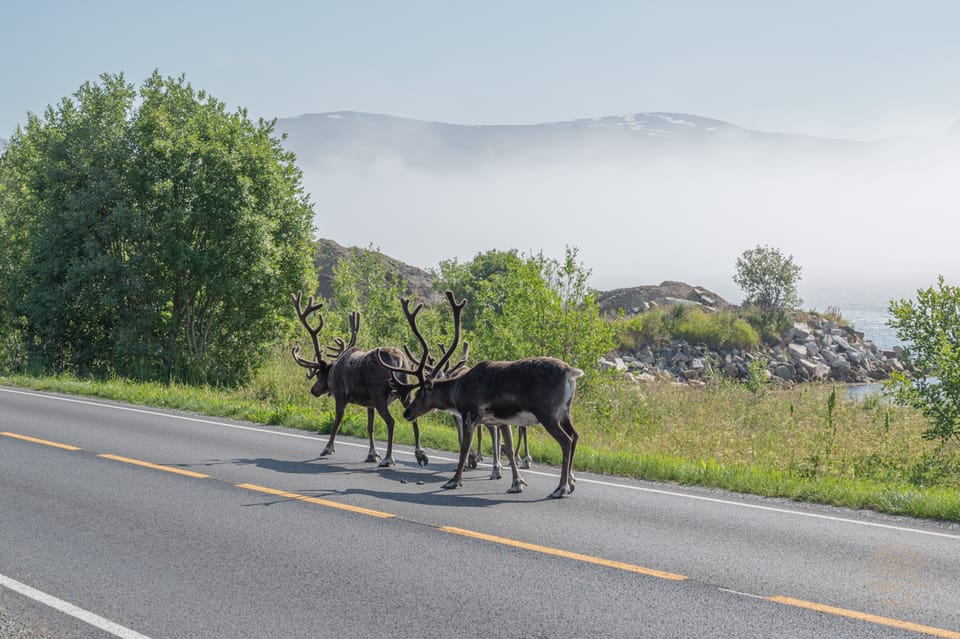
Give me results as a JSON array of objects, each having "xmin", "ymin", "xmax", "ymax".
[{"xmin": 2, "ymin": 385, "xmax": 959, "ymax": 638}]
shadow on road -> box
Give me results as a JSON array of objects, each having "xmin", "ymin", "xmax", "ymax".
[{"xmin": 210, "ymin": 455, "xmax": 548, "ymax": 507}]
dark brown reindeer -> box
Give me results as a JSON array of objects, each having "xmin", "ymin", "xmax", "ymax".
[
  {"xmin": 290, "ymin": 292, "xmax": 428, "ymax": 467},
  {"xmin": 379, "ymin": 291, "xmax": 584, "ymax": 498}
]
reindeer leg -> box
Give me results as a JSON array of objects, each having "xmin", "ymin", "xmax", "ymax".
[
  {"xmin": 443, "ymin": 416, "xmax": 477, "ymax": 490},
  {"xmin": 487, "ymin": 424, "xmax": 502, "ymax": 480},
  {"xmin": 320, "ymin": 401, "xmax": 346, "ymax": 456},
  {"xmin": 399, "ymin": 394, "xmax": 428, "ymax": 466},
  {"xmin": 539, "ymin": 418, "xmax": 573, "ymax": 498},
  {"xmin": 376, "ymin": 402, "xmax": 396, "ymax": 467},
  {"xmin": 500, "ymin": 425, "xmax": 526, "ymax": 493},
  {"xmin": 364, "ymin": 408, "xmax": 382, "ymax": 463},
  {"xmin": 411, "ymin": 419, "xmax": 428, "ymax": 466},
  {"xmin": 468, "ymin": 424, "xmax": 482, "ymax": 469},
  {"xmin": 561, "ymin": 414, "xmax": 578, "ymax": 493},
  {"xmin": 517, "ymin": 425, "xmax": 532, "ymax": 469}
]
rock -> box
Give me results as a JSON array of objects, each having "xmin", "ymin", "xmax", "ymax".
[
  {"xmin": 774, "ymin": 364, "xmax": 795, "ymax": 381},
  {"xmin": 787, "ymin": 343, "xmax": 808, "ymax": 360},
  {"xmin": 599, "ymin": 357, "xmax": 628, "ymax": 372},
  {"xmin": 791, "ymin": 322, "xmax": 812, "ymax": 340},
  {"xmin": 833, "ymin": 335, "xmax": 853, "ymax": 352},
  {"xmin": 830, "ymin": 359, "xmax": 852, "ymax": 381}
]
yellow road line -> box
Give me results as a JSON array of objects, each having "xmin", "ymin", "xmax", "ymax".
[
  {"xmin": 235, "ymin": 483, "xmax": 395, "ymax": 519},
  {"xmin": 439, "ymin": 526, "xmax": 687, "ymax": 581},
  {"xmin": 769, "ymin": 596, "xmax": 960, "ymax": 639},
  {"xmin": 97, "ymin": 454, "xmax": 209, "ymax": 479},
  {"xmin": 1, "ymin": 431, "xmax": 81, "ymax": 451}
]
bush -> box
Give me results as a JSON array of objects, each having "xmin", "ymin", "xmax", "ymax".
[{"xmin": 888, "ymin": 276, "xmax": 960, "ymax": 447}]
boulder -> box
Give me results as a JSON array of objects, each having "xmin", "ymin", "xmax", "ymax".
[
  {"xmin": 787, "ymin": 343, "xmax": 808, "ymax": 360},
  {"xmin": 773, "ymin": 364, "xmax": 795, "ymax": 381}
]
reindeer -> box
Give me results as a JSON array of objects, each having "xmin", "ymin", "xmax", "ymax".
[
  {"xmin": 379, "ymin": 291, "xmax": 583, "ymax": 498},
  {"xmin": 290, "ymin": 292, "xmax": 428, "ymax": 467}
]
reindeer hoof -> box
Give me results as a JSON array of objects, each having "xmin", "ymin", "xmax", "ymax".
[
  {"xmin": 378, "ymin": 457, "xmax": 396, "ymax": 468},
  {"xmin": 467, "ymin": 453, "xmax": 479, "ymax": 469},
  {"xmin": 365, "ymin": 452, "xmax": 382, "ymax": 463},
  {"xmin": 549, "ymin": 485, "xmax": 570, "ymax": 499},
  {"xmin": 442, "ymin": 479, "xmax": 462, "ymax": 490},
  {"xmin": 320, "ymin": 446, "xmax": 335, "ymax": 457},
  {"xmin": 415, "ymin": 450, "xmax": 429, "ymax": 467},
  {"xmin": 508, "ymin": 478, "xmax": 526, "ymax": 494},
  {"xmin": 520, "ymin": 457, "xmax": 532, "ymax": 469},
  {"xmin": 488, "ymin": 465, "xmax": 502, "ymax": 480}
]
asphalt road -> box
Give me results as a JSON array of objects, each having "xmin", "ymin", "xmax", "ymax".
[{"xmin": 2, "ymin": 385, "xmax": 959, "ymax": 638}]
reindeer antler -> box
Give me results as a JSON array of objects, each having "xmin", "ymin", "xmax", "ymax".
[
  {"xmin": 291, "ymin": 291, "xmax": 325, "ymax": 377},
  {"xmin": 429, "ymin": 291, "xmax": 467, "ymax": 379},
  {"xmin": 377, "ymin": 298, "xmax": 430, "ymax": 388},
  {"xmin": 445, "ymin": 341, "xmax": 470, "ymax": 376},
  {"xmin": 323, "ymin": 310, "xmax": 362, "ymax": 359},
  {"xmin": 347, "ymin": 311, "xmax": 360, "ymax": 349},
  {"xmin": 377, "ymin": 291, "xmax": 467, "ymax": 389}
]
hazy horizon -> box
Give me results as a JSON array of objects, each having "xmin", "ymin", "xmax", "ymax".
[{"xmin": 295, "ymin": 120, "xmax": 960, "ymax": 312}]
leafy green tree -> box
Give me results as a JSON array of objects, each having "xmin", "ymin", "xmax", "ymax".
[
  {"xmin": 435, "ymin": 249, "xmax": 525, "ymax": 332},
  {"xmin": 887, "ymin": 276, "xmax": 960, "ymax": 446},
  {"xmin": 733, "ymin": 244, "xmax": 802, "ymax": 334},
  {"xmin": 733, "ymin": 244, "xmax": 802, "ymax": 311},
  {"xmin": 438, "ymin": 246, "xmax": 613, "ymax": 372},
  {"xmin": 0, "ymin": 72, "xmax": 315, "ymax": 384}
]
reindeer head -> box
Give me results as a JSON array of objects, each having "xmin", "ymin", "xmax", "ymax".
[{"xmin": 290, "ymin": 292, "xmax": 360, "ymax": 397}]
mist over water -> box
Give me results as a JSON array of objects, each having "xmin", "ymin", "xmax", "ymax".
[{"xmin": 296, "ymin": 121, "xmax": 960, "ymax": 349}]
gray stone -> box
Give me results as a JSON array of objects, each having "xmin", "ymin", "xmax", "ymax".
[
  {"xmin": 600, "ymin": 357, "xmax": 628, "ymax": 372},
  {"xmin": 787, "ymin": 343, "xmax": 808, "ymax": 360},
  {"xmin": 774, "ymin": 364, "xmax": 795, "ymax": 381}
]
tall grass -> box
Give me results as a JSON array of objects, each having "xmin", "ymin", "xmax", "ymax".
[{"xmin": 4, "ymin": 347, "xmax": 959, "ymax": 521}]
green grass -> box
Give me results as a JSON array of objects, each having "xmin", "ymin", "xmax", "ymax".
[{"xmin": 3, "ymin": 348, "xmax": 959, "ymax": 522}]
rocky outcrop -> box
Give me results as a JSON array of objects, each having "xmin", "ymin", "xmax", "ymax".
[
  {"xmin": 606, "ymin": 314, "xmax": 909, "ymax": 385},
  {"xmin": 597, "ymin": 281, "xmax": 732, "ymax": 316}
]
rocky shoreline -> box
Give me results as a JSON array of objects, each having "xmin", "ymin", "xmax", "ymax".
[{"xmin": 603, "ymin": 314, "xmax": 909, "ymax": 386}]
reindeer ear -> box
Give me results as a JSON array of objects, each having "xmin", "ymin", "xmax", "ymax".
[{"xmin": 423, "ymin": 378, "xmax": 434, "ymax": 391}]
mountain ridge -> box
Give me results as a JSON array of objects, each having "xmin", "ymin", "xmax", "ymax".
[{"xmin": 274, "ymin": 109, "xmax": 879, "ymax": 170}]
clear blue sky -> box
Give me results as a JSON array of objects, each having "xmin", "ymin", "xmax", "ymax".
[{"xmin": 3, "ymin": 0, "xmax": 960, "ymax": 140}]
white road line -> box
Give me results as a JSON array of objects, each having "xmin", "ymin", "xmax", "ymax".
[
  {"xmin": 0, "ymin": 573, "xmax": 153, "ymax": 639},
  {"xmin": 3, "ymin": 385, "xmax": 960, "ymax": 541}
]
